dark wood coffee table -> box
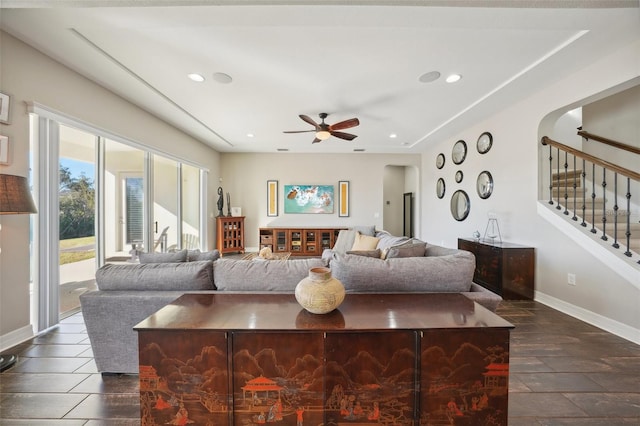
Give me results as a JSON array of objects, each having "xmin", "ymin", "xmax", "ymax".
[{"xmin": 135, "ymin": 293, "xmax": 513, "ymax": 425}]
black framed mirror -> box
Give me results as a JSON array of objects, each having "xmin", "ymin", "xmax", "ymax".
[
  {"xmin": 476, "ymin": 171, "xmax": 494, "ymax": 199},
  {"xmin": 477, "ymin": 131, "xmax": 493, "ymax": 154},
  {"xmin": 436, "ymin": 178, "xmax": 446, "ymax": 199},
  {"xmin": 452, "ymin": 140, "xmax": 467, "ymax": 165},
  {"xmin": 455, "ymin": 170, "xmax": 463, "ymax": 183},
  {"xmin": 450, "ymin": 190, "xmax": 470, "ymax": 221},
  {"xmin": 436, "ymin": 153, "xmax": 445, "ymax": 169}
]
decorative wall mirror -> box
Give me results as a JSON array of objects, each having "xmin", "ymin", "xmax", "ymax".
[
  {"xmin": 476, "ymin": 170, "xmax": 494, "ymax": 199},
  {"xmin": 455, "ymin": 170, "xmax": 463, "ymax": 183},
  {"xmin": 477, "ymin": 131, "xmax": 493, "ymax": 154},
  {"xmin": 451, "ymin": 140, "xmax": 467, "ymax": 165},
  {"xmin": 436, "ymin": 178, "xmax": 446, "ymax": 199},
  {"xmin": 436, "ymin": 153, "xmax": 445, "ymax": 169},
  {"xmin": 450, "ymin": 190, "xmax": 470, "ymax": 221}
]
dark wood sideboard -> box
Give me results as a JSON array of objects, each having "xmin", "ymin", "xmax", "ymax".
[
  {"xmin": 458, "ymin": 238, "xmax": 535, "ymax": 300},
  {"xmin": 135, "ymin": 293, "xmax": 513, "ymax": 425}
]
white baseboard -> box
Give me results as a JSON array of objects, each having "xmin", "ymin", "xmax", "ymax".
[
  {"xmin": 535, "ymin": 291, "xmax": 640, "ymax": 345},
  {"xmin": 0, "ymin": 324, "xmax": 34, "ymax": 352}
]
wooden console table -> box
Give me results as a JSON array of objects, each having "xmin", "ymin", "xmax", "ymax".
[
  {"xmin": 458, "ymin": 238, "xmax": 535, "ymax": 300},
  {"xmin": 135, "ymin": 293, "xmax": 513, "ymax": 425},
  {"xmin": 259, "ymin": 227, "xmax": 347, "ymax": 256}
]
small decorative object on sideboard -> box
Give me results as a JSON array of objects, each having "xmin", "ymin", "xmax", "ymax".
[
  {"xmin": 295, "ymin": 267, "xmax": 345, "ymax": 314},
  {"xmin": 216, "ymin": 186, "xmax": 224, "ymax": 217},
  {"xmin": 483, "ymin": 213, "xmax": 502, "ymax": 244},
  {"xmin": 226, "ymin": 192, "xmax": 232, "ymax": 216}
]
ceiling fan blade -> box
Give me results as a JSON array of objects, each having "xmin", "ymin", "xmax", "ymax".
[
  {"xmin": 283, "ymin": 130, "xmax": 316, "ymax": 133},
  {"xmin": 299, "ymin": 114, "xmax": 319, "ymax": 129},
  {"xmin": 331, "ymin": 131, "xmax": 358, "ymax": 141},
  {"xmin": 329, "ymin": 118, "xmax": 360, "ymax": 131}
]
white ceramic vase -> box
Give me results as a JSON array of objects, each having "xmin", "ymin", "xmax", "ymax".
[{"xmin": 295, "ymin": 267, "xmax": 345, "ymax": 314}]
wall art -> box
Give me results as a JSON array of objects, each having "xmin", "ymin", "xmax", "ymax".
[
  {"xmin": 267, "ymin": 180, "xmax": 278, "ymax": 217},
  {"xmin": 338, "ymin": 180, "xmax": 349, "ymax": 217},
  {"xmin": 284, "ymin": 184, "xmax": 334, "ymax": 214}
]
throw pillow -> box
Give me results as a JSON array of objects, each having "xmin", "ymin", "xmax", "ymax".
[
  {"xmin": 351, "ymin": 233, "xmax": 380, "ymax": 251},
  {"xmin": 188, "ymin": 249, "xmax": 221, "ymax": 262},
  {"xmin": 346, "ymin": 249, "xmax": 381, "ymax": 258},
  {"xmin": 386, "ymin": 241, "xmax": 427, "ymax": 259},
  {"xmin": 332, "ymin": 230, "xmax": 358, "ymax": 254},
  {"xmin": 139, "ymin": 249, "xmax": 187, "ymax": 263}
]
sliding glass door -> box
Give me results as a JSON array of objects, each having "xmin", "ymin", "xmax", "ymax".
[{"xmin": 32, "ymin": 108, "xmax": 208, "ymax": 330}]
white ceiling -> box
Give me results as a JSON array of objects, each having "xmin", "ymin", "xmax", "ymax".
[{"xmin": 1, "ymin": 1, "xmax": 639, "ymax": 154}]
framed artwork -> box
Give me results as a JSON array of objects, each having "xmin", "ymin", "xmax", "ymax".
[
  {"xmin": 267, "ymin": 180, "xmax": 278, "ymax": 216},
  {"xmin": 0, "ymin": 92, "xmax": 10, "ymax": 124},
  {"xmin": 0, "ymin": 135, "xmax": 8, "ymax": 165},
  {"xmin": 231, "ymin": 206, "xmax": 242, "ymax": 217},
  {"xmin": 338, "ymin": 180, "xmax": 349, "ymax": 217},
  {"xmin": 284, "ymin": 184, "xmax": 334, "ymax": 214}
]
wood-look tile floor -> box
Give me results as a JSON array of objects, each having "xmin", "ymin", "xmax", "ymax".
[{"xmin": 0, "ymin": 300, "xmax": 639, "ymax": 425}]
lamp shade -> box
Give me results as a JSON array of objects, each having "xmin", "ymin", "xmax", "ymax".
[{"xmin": 0, "ymin": 174, "xmax": 37, "ymax": 214}]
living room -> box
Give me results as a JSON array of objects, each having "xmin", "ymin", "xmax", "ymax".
[{"xmin": 0, "ymin": 2, "xmax": 639, "ymax": 422}]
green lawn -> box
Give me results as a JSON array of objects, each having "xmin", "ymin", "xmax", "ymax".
[{"xmin": 60, "ymin": 236, "xmax": 96, "ymax": 265}]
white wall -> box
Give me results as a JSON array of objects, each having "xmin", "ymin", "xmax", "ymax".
[
  {"xmin": 0, "ymin": 31, "xmax": 220, "ymax": 347},
  {"xmin": 220, "ymin": 153, "xmax": 420, "ymax": 249},
  {"xmin": 421, "ymin": 40, "xmax": 640, "ymax": 340}
]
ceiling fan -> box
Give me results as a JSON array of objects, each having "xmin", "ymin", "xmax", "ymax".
[{"xmin": 283, "ymin": 113, "xmax": 359, "ymax": 143}]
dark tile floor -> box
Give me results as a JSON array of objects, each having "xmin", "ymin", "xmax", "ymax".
[{"xmin": 0, "ymin": 300, "xmax": 639, "ymax": 425}]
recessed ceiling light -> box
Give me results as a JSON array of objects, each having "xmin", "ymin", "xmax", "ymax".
[
  {"xmin": 418, "ymin": 71, "xmax": 441, "ymax": 83},
  {"xmin": 247, "ymin": 133, "xmax": 254, "ymax": 138},
  {"xmin": 446, "ymin": 74, "xmax": 462, "ymax": 83},
  {"xmin": 389, "ymin": 133, "xmax": 397, "ymax": 139},
  {"xmin": 213, "ymin": 72, "xmax": 233, "ymax": 84},
  {"xmin": 187, "ymin": 73, "xmax": 205, "ymax": 82}
]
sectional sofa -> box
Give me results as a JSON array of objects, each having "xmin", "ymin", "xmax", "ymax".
[{"xmin": 80, "ymin": 233, "xmax": 502, "ymax": 374}]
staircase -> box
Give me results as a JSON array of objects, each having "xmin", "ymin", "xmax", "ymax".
[{"xmin": 550, "ymin": 169, "xmax": 640, "ymax": 255}]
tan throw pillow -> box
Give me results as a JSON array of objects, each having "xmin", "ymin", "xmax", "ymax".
[{"xmin": 351, "ymin": 233, "xmax": 380, "ymax": 251}]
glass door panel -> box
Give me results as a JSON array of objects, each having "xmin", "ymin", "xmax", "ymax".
[
  {"xmin": 153, "ymin": 156, "xmax": 179, "ymax": 252},
  {"xmin": 181, "ymin": 164, "xmax": 201, "ymax": 250},
  {"xmin": 104, "ymin": 139, "xmax": 145, "ymax": 261},
  {"xmin": 58, "ymin": 124, "xmax": 97, "ymax": 317}
]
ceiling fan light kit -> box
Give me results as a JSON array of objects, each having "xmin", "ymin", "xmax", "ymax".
[{"xmin": 284, "ymin": 112, "xmax": 360, "ymax": 144}]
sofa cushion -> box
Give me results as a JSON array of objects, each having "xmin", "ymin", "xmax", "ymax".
[
  {"xmin": 139, "ymin": 249, "xmax": 187, "ymax": 263},
  {"xmin": 346, "ymin": 249, "xmax": 382, "ymax": 258},
  {"xmin": 214, "ymin": 258, "xmax": 326, "ymax": 291},
  {"xmin": 375, "ymin": 230, "xmax": 410, "ymax": 251},
  {"xmin": 95, "ymin": 260, "xmax": 214, "ymax": 291},
  {"xmin": 332, "ymin": 230, "xmax": 358, "ymax": 254},
  {"xmin": 351, "ymin": 225, "xmax": 376, "ymax": 237},
  {"xmin": 351, "ymin": 233, "xmax": 380, "ymax": 251},
  {"xmin": 330, "ymin": 251, "xmax": 474, "ymax": 293},
  {"xmin": 187, "ymin": 249, "xmax": 221, "ymax": 262},
  {"xmin": 386, "ymin": 240, "xmax": 427, "ymax": 259}
]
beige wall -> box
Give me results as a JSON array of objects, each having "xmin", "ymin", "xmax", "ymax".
[
  {"xmin": 421, "ymin": 40, "xmax": 640, "ymax": 340},
  {"xmin": 0, "ymin": 31, "xmax": 220, "ymax": 347},
  {"xmin": 219, "ymin": 153, "xmax": 421, "ymax": 249}
]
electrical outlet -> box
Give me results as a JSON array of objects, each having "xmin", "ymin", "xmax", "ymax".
[{"xmin": 567, "ymin": 273, "xmax": 576, "ymax": 286}]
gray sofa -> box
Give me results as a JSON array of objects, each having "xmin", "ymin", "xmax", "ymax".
[{"xmin": 80, "ymin": 241, "xmax": 501, "ymax": 374}]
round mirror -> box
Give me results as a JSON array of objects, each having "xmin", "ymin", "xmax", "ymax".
[
  {"xmin": 477, "ymin": 132, "xmax": 493, "ymax": 154},
  {"xmin": 476, "ymin": 171, "xmax": 494, "ymax": 199},
  {"xmin": 452, "ymin": 140, "xmax": 467, "ymax": 165},
  {"xmin": 436, "ymin": 153, "xmax": 445, "ymax": 169},
  {"xmin": 455, "ymin": 170, "xmax": 463, "ymax": 183},
  {"xmin": 450, "ymin": 190, "xmax": 470, "ymax": 221},
  {"xmin": 436, "ymin": 178, "xmax": 446, "ymax": 199}
]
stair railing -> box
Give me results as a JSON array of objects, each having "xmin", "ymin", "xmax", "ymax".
[{"xmin": 541, "ymin": 136, "xmax": 640, "ymax": 263}]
